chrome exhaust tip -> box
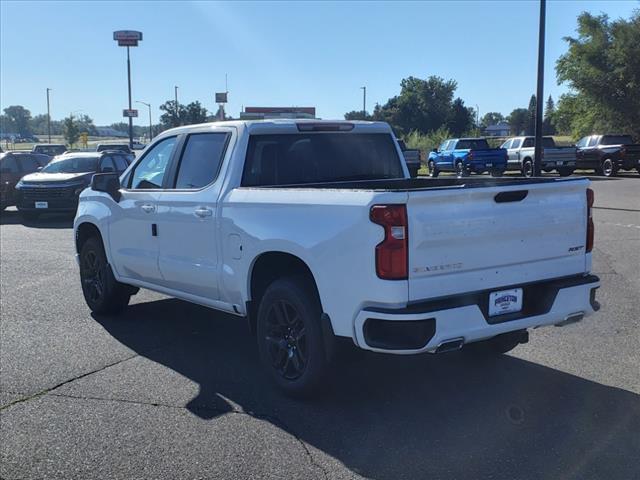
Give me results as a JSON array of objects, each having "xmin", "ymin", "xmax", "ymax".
[
  {"xmin": 555, "ymin": 312, "xmax": 584, "ymax": 327},
  {"xmin": 435, "ymin": 337, "xmax": 464, "ymax": 354}
]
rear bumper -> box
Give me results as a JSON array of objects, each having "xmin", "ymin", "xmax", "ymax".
[{"xmin": 353, "ymin": 274, "xmax": 600, "ymax": 354}]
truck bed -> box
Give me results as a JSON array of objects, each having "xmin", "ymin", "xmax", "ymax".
[{"xmin": 244, "ymin": 176, "xmax": 583, "ymax": 191}]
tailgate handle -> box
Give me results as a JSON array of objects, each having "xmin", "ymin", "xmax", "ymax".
[{"xmin": 494, "ymin": 190, "xmax": 528, "ymax": 203}]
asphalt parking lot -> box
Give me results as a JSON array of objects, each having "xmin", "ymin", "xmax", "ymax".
[{"xmin": 1, "ymin": 174, "xmax": 639, "ymax": 480}]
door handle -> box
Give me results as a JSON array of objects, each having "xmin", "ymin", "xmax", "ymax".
[
  {"xmin": 141, "ymin": 204, "xmax": 156, "ymax": 213},
  {"xmin": 194, "ymin": 207, "xmax": 213, "ymax": 218}
]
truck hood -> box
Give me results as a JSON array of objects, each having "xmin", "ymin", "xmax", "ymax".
[{"xmin": 20, "ymin": 171, "xmax": 94, "ymax": 184}]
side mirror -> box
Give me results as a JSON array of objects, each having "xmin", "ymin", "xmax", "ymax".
[
  {"xmin": 36, "ymin": 166, "xmax": 43, "ymax": 171},
  {"xmin": 431, "ymin": 148, "xmax": 438, "ymax": 153},
  {"xmin": 91, "ymin": 173, "xmax": 121, "ymax": 202}
]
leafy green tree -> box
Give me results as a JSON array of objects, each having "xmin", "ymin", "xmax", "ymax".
[
  {"xmin": 344, "ymin": 110, "xmax": 373, "ymax": 121},
  {"xmin": 63, "ymin": 115, "xmax": 79, "ymax": 147},
  {"xmin": 0, "ymin": 114, "xmax": 16, "ymax": 134},
  {"xmin": 507, "ymin": 108, "xmax": 529, "ymax": 135},
  {"xmin": 447, "ymin": 98, "xmax": 474, "ymax": 136},
  {"xmin": 75, "ymin": 114, "xmax": 97, "ymax": 136},
  {"xmin": 159, "ymin": 100, "xmax": 186, "ymax": 129},
  {"xmin": 480, "ymin": 112, "xmax": 505, "ymax": 128},
  {"xmin": 371, "ymin": 76, "xmax": 459, "ymax": 136},
  {"xmin": 3, "ymin": 105, "xmax": 32, "ymax": 137},
  {"xmin": 543, "ymin": 95, "xmax": 556, "ymax": 135},
  {"xmin": 556, "ymin": 11, "xmax": 640, "ymax": 138},
  {"xmin": 184, "ymin": 101, "xmax": 208, "ymax": 125},
  {"xmin": 526, "ymin": 95, "xmax": 537, "ymax": 135}
]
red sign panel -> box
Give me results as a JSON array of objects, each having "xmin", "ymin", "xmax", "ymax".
[{"xmin": 113, "ymin": 30, "xmax": 143, "ymax": 47}]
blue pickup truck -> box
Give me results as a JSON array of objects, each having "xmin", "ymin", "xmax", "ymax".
[{"xmin": 427, "ymin": 138, "xmax": 508, "ymax": 177}]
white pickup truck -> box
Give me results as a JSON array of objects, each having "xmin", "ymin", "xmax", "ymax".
[{"xmin": 74, "ymin": 120, "xmax": 600, "ymax": 396}]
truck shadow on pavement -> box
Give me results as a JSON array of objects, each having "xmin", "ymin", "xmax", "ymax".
[{"xmin": 94, "ymin": 298, "xmax": 640, "ymax": 480}]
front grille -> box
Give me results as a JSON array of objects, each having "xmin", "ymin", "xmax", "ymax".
[{"xmin": 20, "ymin": 186, "xmax": 74, "ymax": 200}]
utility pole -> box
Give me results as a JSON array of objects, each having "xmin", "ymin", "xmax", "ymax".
[
  {"xmin": 174, "ymin": 85, "xmax": 179, "ymax": 125},
  {"xmin": 360, "ymin": 86, "xmax": 367, "ymax": 116},
  {"xmin": 136, "ymin": 101, "xmax": 153, "ymax": 142},
  {"xmin": 126, "ymin": 46, "xmax": 133, "ymax": 149},
  {"xmin": 46, "ymin": 88, "xmax": 52, "ymax": 143},
  {"xmin": 533, "ymin": 0, "xmax": 546, "ymax": 176}
]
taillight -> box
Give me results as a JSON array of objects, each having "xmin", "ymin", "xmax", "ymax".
[
  {"xmin": 468, "ymin": 152, "xmax": 474, "ymax": 161},
  {"xmin": 370, "ymin": 205, "xmax": 408, "ymax": 280},
  {"xmin": 586, "ymin": 188, "xmax": 594, "ymax": 253},
  {"xmin": 620, "ymin": 147, "xmax": 626, "ymax": 157}
]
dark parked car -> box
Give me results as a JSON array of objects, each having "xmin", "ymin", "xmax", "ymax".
[
  {"xmin": 32, "ymin": 144, "xmax": 67, "ymax": 157},
  {"xmin": 0, "ymin": 152, "xmax": 50, "ymax": 210},
  {"xmin": 96, "ymin": 143, "xmax": 135, "ymax": 163},
  {"xmin": 575, "ymin": 134, "xmax": 640, "ymax": 177},
  {"xmin": 15, "ymin": 151, "xmax": 130, "ymax": 219},
  {"xmin": 396, "ymin": 139, "xmax": 421, "ymax": 177},
  {"xmin": 96, "ymin": 143, "xmax": 131, "ymax": 153}
]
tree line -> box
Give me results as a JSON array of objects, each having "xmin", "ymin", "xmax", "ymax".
[{"xmin": 345, "ymin": 11, "xmax": 639, "ymax": 142}]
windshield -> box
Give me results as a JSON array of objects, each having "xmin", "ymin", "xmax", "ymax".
[
  {"xmin": 41, "ymin": 156, "xmax": 98, "ymax": 173},
  {"xmin": 455, "ymin": 139, "xmax": 490, "ymax": 150},
  {"xmin": 601, "ymin": 135, "xmax": 633, "ymax": 145},
  {"xmin": 242, "ymin": 133, "xmax": 404, "ymax": 186}
]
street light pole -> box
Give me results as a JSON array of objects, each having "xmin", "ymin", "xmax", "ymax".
[
  {"xmin": 475, "ymin": 104, "xmax": 480, "ymax": 130},
  {"xmin": 360, "ymin": 86, "xmax": 366, "ymax": 116},
  {"xmin": 533, "ymin": 0, "xmax": 546, "ymax": 176},
  {"xmin": 46, "ymin": 88, "xmax": 52, "ymax": 143},
  {"xmin": 174, "ymin": 85, "xmax": 179, "ymax": 125},
  {"xmin": 136, "ymin": 101, "xmax": 153, "ymax": 142}
]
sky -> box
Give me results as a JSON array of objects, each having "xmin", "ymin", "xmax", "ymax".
[{"xmin": 1, "ymin": 0, "xmax": 638, "ymax": 126}]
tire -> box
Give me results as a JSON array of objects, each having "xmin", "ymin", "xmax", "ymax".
[
  {"xmin": 256, "ymin": 276, "xmax": 329, "ymax": 397},
  {"xmin": 455, "ymin": 161, "xmax": 468, "ymax": 178},
  {"xmin": 490, "ymin": 169, "xmax": 505, "ymax": 177},
  {"xmin": 600, "ymin": 158, "xmax": 616, "ymax": 177},
  {"xmin": 79, "ymin": 236, "xmax": 131, "ymax": 314},
  {"xmin": 558, "ymin": 167, "xmax": 574, "ymax": 177},
  {"xmin": 428, "ymin": 160, "xmax": 439, "ymax": 178},
  {"xmin": 466, "ymin": 330, "xmax": 527, "ymax": 355},
  {"xmin": 521, "ymin": 159, "xmax": 533, "ymax": 177}
]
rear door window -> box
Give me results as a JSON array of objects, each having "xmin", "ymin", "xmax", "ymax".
[
  {"xmin": 1, "ymin": 155, "xmax": 19, "ymax": 173},
  {"xmin": 112, "ymin": 155, "xmax": 129, "ymax": 172},
  {"xmin": 18, "ymin": 155, "xmax": 42, "ymax": 172},
  {"xmin": 522, "ymin": 138, "xmax": 534, "ymax": 148},
  {"xmin": 511, "ymin": 138, "xmax": 522, "ymax": 149},
  {"xmin": 99, "ymin": 156, "xmax": 116, "ymax": 173},
  {"xmin": 242, "ymin": 133, "xmax": 404, "ymax": 186},
  {"xmin": 174, "ymin": 133, "xmax": 229, "ymax": 189}
]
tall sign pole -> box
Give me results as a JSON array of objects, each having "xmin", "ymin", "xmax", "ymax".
[
  {"xmin": 113, "ymin": 30, "xmax": 143, "ymax": 149},
  {"xmin": 533, "ymin": 0, "xmax": 546, "ymax": 176},
  {"xmin": 361, "ymin": 86, "xmax": 366, "ymax": 116},
  {"xmin": 46, "ymin": 88, "xmax": 52, "ymax": 143},
  {"xmin": 126, "ymin": 46, "xmax": 133, "ymax": 149}
]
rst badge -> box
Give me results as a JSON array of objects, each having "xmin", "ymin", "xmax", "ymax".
[{"xmin": 489, "ymin": 288, "xmax": 523, "ymax": 316}]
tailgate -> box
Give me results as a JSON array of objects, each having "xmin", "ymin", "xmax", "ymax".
[
  {"xmin": 544, "ymin": 148, "xmax": 576, "ymax": 162},
  {"xmin": 406, "ymin": 179, "xmax": 589, "ymax": 301}
]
